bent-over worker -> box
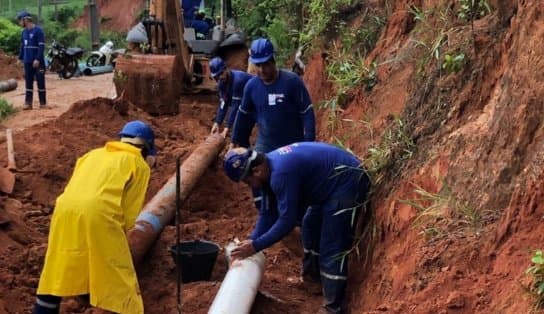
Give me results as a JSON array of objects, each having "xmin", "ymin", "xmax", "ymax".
[
  {"xmin": 209, "ymin": 56, "xmax": 254, "ymax": 138},
  {"xmin": 33, "ymin": 120, "xmax": 157, "ymax": 314},
  {"xmin": 223, "ymin": 142, "xmax": 371, "ymax": 314}
]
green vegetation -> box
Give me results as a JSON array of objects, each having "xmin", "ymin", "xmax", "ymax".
[
  {"xmin": 457, "ymin": 0, "xmax": 491, "ymax": 22},
  {"xmin": 0, "ymin": 98, "xmax": 17, "ymax": 121},
  {"xmin": 442, "ymin": 52, "xmax": 465, "ymax": 74},
  {"xmin": 365, "ymin": 116, "xmax": 415, "ymax": 183},
  {"xmin": 0, "ymin": 1, "xmax": 126, "ymax": 56},
  {"xmin": 526, "ymin": 250, "xmax": 544, "ymax": 309},
  {"xmin": 0, "ymin": 17, "xmax": 21, "ymax": 54}
]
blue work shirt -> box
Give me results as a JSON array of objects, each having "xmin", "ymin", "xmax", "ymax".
[
  {"xmin": 181, "ymin": 0, "xmax": 201, "ymax": 21},
  {"xmin": 250, "ymin": 142, "xmax": 364, "ymax": 252},
  {"xmin": 19, "ymin": 25, "xmax": 45, "ymax": 64},
  {"xmin": 215, "ymin": 70, "xmax": 253, "ymax": 128},
  {"xmin": 232, "ymin": 70, "xmax": 316, "ymax": 153}
]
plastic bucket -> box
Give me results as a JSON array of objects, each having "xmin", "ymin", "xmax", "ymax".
[{"xmin": 169, "ymin": 240, "xmax": 220, "ymax": 283}]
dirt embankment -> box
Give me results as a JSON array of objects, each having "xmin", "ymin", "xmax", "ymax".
[
  {"xmin": 74, "ymin": 0, "xmax": 146, "ymax": 32},
  {"xmin": 0, "ymin": 52, "xmax": 22, "ymax": 81},
  {"xmin": 304, "ymin": 1, "xmax": 544, "ymax": 313}
]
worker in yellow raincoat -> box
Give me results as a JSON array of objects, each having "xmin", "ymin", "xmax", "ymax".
[{"xmin": 33, "ymin": 120, "xmax": 157, "ymax": 314}]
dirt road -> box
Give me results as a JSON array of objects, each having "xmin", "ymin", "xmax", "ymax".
[{"xmin": 1, "ymin": 73, "xmax": 116, "ymax": 132}]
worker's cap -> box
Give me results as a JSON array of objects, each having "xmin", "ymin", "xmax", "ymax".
[
  {"xmin": 17, "ymin": 10, "xmax": 32, "ymax": 21},
  {"xmin": 249, "ymin": 38, "xmax": 275, "ymax": 64},
  {"xmin": 119, "ymin": 120, "xmax": 157, "ymax": 156},
  {"xmin": 209, "ymin": 57, "xmax": 227, "ymax": 78},
  {"xmin": 223, "ymin": 148, "xmax": 257, "ymax": 182}
]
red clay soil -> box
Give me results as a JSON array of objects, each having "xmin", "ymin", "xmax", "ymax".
[
  {"xmin": 0, "ymin": 94, "xmax": 323, "ymax": 313},
  {"xmin": 2, "ymin": 0, "xmax": 544, "ymax": 314},
  {"xmin": 74, "ymin": 0, "xmax": 146, "ymax": 32},
  {"xmin": 305, "ymin": 1, "xmax": 544, "ymax": 313},
  {"xmin": 0, "ymin": 52, "xmax": 23, "ymax": 81}
]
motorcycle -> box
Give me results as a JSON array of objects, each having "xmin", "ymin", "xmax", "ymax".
[
  {"xmin": 47, "ymin": 40, "xmax": 84, "ymax": 79},
  {"xmin": 86, "ymin": 41, "xmax": 125, "ymax": 67}
]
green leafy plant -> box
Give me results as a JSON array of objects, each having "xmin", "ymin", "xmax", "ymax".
[
  {"xmin": 365, "ymin": 116, "xmax": 415, "ymax": 182},
  {"xmin": 0, "ymin": 98, "xmax": 16, "ymax": 121},
  {"xmin": 526, "ymin": 250, "xmax": 544, "ymax": 308},
  {"xmin": 457, "ymin": 0, "xmax": 491, "ymax": 22},
  {"xmin": 0, "ymin": 18, "xmax": 21, "ymax": 55},
  {"xmin": 442, "ymin": 52, "xmax": 465, "ymax": 73}
]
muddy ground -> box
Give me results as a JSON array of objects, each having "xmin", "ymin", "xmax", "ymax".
[
  {"xmin": 0, "ymin": 54, "xmax": 323, "ymax": 313},
  {"xmin": 3, "ymin": 1, "xmax": 544, "ymax": 313}
]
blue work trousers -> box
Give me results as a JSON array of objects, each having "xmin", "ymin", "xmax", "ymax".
[
  {"xmin": 301, "ymin": 174, "xmax": 370, "ymax": 313},
  {"xmin": 24, "ymin": 62, "xmax": 46, "ymax": 105}
]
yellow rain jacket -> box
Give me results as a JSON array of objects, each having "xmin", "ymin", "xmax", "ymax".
[{"xmin": 37, "ymin": 141, "xmax": 151, "ymax": 314}]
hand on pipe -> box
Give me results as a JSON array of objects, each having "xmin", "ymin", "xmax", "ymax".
[{"xmin": 230, "ymin": 239, "xmax": 256, "ymax": 260}]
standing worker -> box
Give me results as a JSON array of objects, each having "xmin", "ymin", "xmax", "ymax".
[
  {"xmin": 209, "ymin": 56, "xmax": 254, "ymax": 138},
  {"xmin": 33, "ymin": 120, "xmax": 157, "ymax": 314},
  {"xmin": 231, "ymin": 37, "xmax": 315, "ymax": 210},
  {"xmin": 223, "ymin": 142, "xmax": 371, "ymax": 314},
  {"xmin": 231, "ymin": 37, "xmax": 315, "ymax": 153},
  {"xmin": 17, "ymin": 10, "xmax": 47, "ymax": 110}
]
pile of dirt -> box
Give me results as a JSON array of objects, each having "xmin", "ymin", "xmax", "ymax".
[{"xmin": 0, "ymin": 51, "xmax": 22, "ymax": 81}]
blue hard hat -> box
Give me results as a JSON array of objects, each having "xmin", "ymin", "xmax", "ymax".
[
  {"xmin": 17, "ymin": 10, "xmax": 31, "ymax": 20},
  {"xmin": 223, "ymin": 148, "xmax": 257, "ymax": 182},
  {"xmin": 209, "ymin": 57, "xmax": 226, "ymax": 78},
  {"xmin": 249, "ymin": 38, "xmax": 275, "ymax": 64},
  {"xmin": 119, "ymin": 120, "xmax": 156, "ymax": 156}
]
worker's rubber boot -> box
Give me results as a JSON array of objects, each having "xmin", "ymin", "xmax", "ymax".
[{"xmin": 33, "ymin": 294, "xmax": 61, "ymax": 314}]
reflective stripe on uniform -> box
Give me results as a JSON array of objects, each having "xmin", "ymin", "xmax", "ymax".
[
  {"xmin": 299, "ymin": 104, "xmax": 313, "ymax": 114},
  {"xmin": 320, "ymin": 271, "xmax": 347, "ymax": 281},
  {"xmin": 239, "ymin": 106, "xmax": 249, "ymax": 114},
  {"xmin": 232, "ymin": 96, "xmax": 241, "ymax": 100},
  {"xmin": 253, "ymin": 196, "xmax": 262, "ymax": 202},
  {"xmin": 303, "ymin": 248, "xmax": 320, "ymax": 256},
  {"xmin": 36, "ymin": 298, "xmax": 59, "ymax": 309}
]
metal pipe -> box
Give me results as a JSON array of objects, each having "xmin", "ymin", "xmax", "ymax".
[
  {"xmin": 128, "ymin": 134, "xmax": 225, "ymax": 264},
  {"xmin": 208, "ymin": 242, "xmax": 266, "ymax": 314},
  {"xmin": 0, "ymin": 79, "xmax": 17, "ymax": 93},
  {"xmin": 83, "ymin": 64, "xmax": 114, "ymax": 76}
]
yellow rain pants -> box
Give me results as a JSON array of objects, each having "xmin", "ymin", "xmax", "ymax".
[{"xmin": 37, "ymin": 141, "xmax": 150, "ymax": 314}]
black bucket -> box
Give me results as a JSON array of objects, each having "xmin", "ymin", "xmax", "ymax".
[{"xmin": 169, "ymin": 240, "xmax": 220, "ymax": 283}]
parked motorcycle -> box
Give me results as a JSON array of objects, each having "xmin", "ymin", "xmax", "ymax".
[
  {"xmin": 47, "ymin": 40, "xmax": 84, "ymax": 79},
  {"xmin": 86, "ymin": 41, "xmax": 125, "ymax": 67}
]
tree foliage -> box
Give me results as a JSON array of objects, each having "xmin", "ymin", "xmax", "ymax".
[{"xmin": 0, "ymin": 18, "xmax": 21, "ymax": 55}]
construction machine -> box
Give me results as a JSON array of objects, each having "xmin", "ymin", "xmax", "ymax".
[{"xmin": 114, "ymin": 0, "xmax": 247, "ymax": 115}]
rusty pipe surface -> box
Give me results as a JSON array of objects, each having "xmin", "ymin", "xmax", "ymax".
[{"xmin": 128, "ymin": 134, "xmax": 225, "ymax": 264}]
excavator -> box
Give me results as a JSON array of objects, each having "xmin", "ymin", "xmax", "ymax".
[{"xmin": 114, "ymin": 0, "xmax": 247, "ymax": 115}]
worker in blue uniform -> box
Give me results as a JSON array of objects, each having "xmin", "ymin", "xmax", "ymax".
[
  {"xmin": 181, "ymin": 0, "xmax": 210, "ymax": 37},
  {"xmin": 223, "ymin": 142, "xmax": 371, "ymax": 314},
  {"xmin": 17, "ymin": 10, "xmax": 47, "ymax": 110},
  {"xmin": 230, "ymin": 38, "xmax": 316, "ymax": 210},
  {"xmin": 209, "ymin": 57, "xmax": 254, "ymax": 138},
  {"xmin": 231, "ymin": 37, "xmax": 315, "ymax": 153}
]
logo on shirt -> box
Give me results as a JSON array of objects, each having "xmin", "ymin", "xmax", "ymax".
[
  {"xmin": 277, "ymin": 145, "xmax": 293, "ymax": 155},
  {"xmin": 267, "ymin": 93, "xmax": 285, "ymax": 106}
]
